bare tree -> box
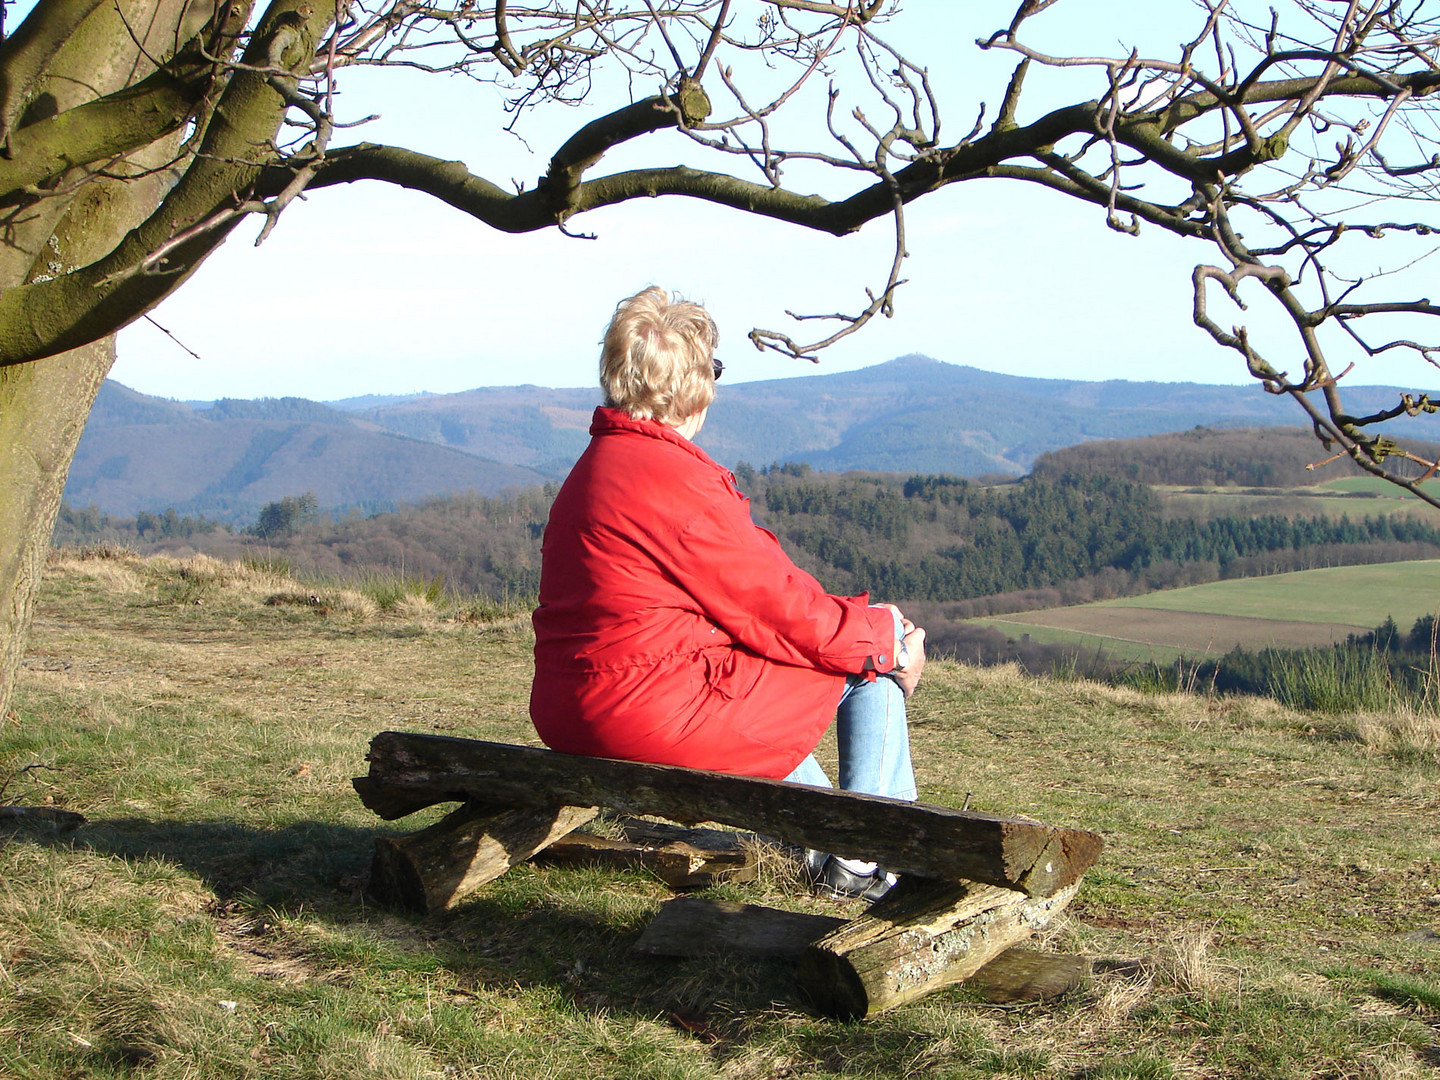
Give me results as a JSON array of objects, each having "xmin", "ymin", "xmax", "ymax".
[{"xmin": 2, "ymin": 0, "xmax": 1439, "ymax": 718}]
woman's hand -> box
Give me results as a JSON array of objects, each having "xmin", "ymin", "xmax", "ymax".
[{"xmin": 894, "ymin": 621, "xmax": 926, "ymax": 697}]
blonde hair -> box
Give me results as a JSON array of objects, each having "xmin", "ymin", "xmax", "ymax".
[{"xmin": 600, "ymin": 286, "xmax": 718, "ymax": 425}]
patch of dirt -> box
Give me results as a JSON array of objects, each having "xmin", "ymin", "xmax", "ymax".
[{"xmin": 204, "ymin": 899, "xmax": 326, "ymax": 984}]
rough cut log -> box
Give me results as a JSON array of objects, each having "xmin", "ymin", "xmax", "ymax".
[
  {"xmin": 635, "ymin": 898, "xmax": 1090, "ymax": 1003},
  {"xmin": 634, "ymin": 897, "xmax": 847, "ymax": 958},
  {"xmin": 535, "ymin": 820, "xmax": 757, "ymax": 889},
  {"xmin": 369, "ymin": 800, "xmax": 597, "ymax": 914},
  {"xmin": 356, "ymin": 733, "xmax": 1102, "ymax": 897},
  {"xmin": 795, "ymin": 878, "xmax": 1081, "ymax": 1020},
  {"xmin": 961, "ymin": 947, "xmax": 1091, "ymax": 1004}
]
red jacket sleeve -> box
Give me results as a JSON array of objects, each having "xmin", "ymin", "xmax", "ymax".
[{"xmin": 660, "ymin": 490, "xmax": 898, "ymax": 675}]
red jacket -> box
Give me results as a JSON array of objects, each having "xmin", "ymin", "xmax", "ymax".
[{"xmin": 530, "ymin": 407, "xmax": 898, "ymax": 779}]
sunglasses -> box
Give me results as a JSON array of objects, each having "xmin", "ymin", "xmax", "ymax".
[{"xmin": 712, "ymin": 357, "xmax": 724, "ymax": 381}]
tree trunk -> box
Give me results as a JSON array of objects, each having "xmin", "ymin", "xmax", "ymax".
[
  {"xmin": 0, "ymin": 0, "xmax": 207, "ymax": 721},
  {"xmin": 0, "ymin": 342, "xmax": 114, "ymax": 720}
]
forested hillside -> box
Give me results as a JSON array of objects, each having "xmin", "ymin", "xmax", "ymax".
[
  {"xmin": 60, "ymin": 468, "xmax": 1440, "ymax": 618},
  {"xmin": 745, "ymin": 468, "xmax": 1440, "ymax": 603},
  {"xmin": 1032, "ymin": 425, "xmax": 1440, "ymax": 487}
]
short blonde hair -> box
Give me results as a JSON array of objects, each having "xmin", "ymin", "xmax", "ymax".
[{"xmin": 600, "ymin": 286, "xmax": 718, "ymax": 425}]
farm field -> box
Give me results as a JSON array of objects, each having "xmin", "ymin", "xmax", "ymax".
[
  {"xmin": 983, "ymin": 608, "xmax": 1365, "ymax": 661},
  {"xmin": 967, "ymin": 619, "xmax": 1190, "ymax": 665},
  {"xmin": 976, "ymin": 560, "xmax": 1440, "ymax": 659},
  {"xmin": 1154, "ymin": 484, "xmax": 1437, "ymax": 520},
  {"xmin": 1319, "ymin": 475, "xmax": 1440, "ymax": 498}
]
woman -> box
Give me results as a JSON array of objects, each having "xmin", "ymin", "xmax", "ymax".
[{"xmin": 530, "ymin": 286, "xmax": 926, "ymax": 899}]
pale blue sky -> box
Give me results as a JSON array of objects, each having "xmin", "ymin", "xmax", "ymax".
[{"xmin": 87, "ymin": 3, "xmax": 1437, "ymax": 401}]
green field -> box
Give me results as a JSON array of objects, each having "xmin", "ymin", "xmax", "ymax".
[
  {"xmin": 1106, "ymin": 560, "xmax": 1440, "ymax": 626},
  {"xmin": 976, "ymin": 560, "xmax": 1440, "ymax": 659},
  {"xmin": 1155, "ymin": 484, "xmax": 1440, "ymax": 519},
  {"xmin": 1318, "ymin": 475, "xmax": 1440, "ymax": 497}
]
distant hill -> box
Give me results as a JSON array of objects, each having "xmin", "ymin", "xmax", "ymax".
[
  {"xmin": 1032, "ymin": 425, "xmax": 1440, "ymax": 487},
  {"xmin": 354, "ymin": 354, "xmax": 1440, "ymax": 476},
  {"xmin": 65, "ymin": 382, "xmax": 547, "ymax": 521},
  {"xmin": 71, "ymin": 357, "xmax": 1440, "ymax": 518}
]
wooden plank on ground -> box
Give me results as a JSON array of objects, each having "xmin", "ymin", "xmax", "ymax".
[{"xmin": 355, "ymin": 732, "xmax": 1103, "ymax": 897}]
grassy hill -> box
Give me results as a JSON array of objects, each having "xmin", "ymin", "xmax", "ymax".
[{"xmin": 4, "ymin": 552, "xmax": 1436, "ymax": 1078}]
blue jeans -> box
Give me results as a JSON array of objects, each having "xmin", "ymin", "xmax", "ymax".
[{"xmin": 784, "ymin": 675, "xmax": 916, "ymax": 801}]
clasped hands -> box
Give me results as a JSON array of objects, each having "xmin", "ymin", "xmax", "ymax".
[{"xmin": 876, "ymin": 603, "xmax": 927, "ymax": 698}]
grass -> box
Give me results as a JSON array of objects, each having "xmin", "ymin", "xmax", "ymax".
[
  {"xmin": 1318, "ymin": 476, "xmax": 1440, "ymax": 498},
  {"xmin": 977, "ymin": 560, "xmax": 1440, "ymax": 662},
  {"xmin": 3, "ymin": 551, "xmax": 1439, "ymax": 1078},
  {"xmin": 1154, "ymin": 484, "xmax": 1437, "ymax": 519},
  {"xmin": 1105, "ymin": 560, "xmax": 1440, "ymax": 626}
]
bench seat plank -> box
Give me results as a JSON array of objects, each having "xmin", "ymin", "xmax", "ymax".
[{"xmin": 355, "ymin": 732, "xmax": 1103, "ymax": 898}]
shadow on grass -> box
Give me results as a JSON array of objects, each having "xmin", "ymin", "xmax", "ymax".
[
  {"xmin": 8, "ymin": 814, "xmax": 871, "ymax": 1032},
  {"xmin": 60, "ymin": 815, "xmax": 379, "ymax": 910}
]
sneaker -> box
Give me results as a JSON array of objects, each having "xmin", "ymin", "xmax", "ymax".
[
  {"xmin": 801, "ymin": 848, "xmax": 831, "ymax": 883},
  {"xmin": 812, "ymin": 857, "xmax": 897, "ymax": 902}
]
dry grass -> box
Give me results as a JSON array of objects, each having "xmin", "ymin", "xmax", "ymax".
[
  {"xmin": 1347, "ymin": 708, "xmax": 1440, "ymax": 761},
  {"xmin": 3, "ymin": 552, "xmax": 1439, "ymax": 1079}
]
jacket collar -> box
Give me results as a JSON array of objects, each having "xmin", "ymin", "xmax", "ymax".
[{"xmin": 590, "ymin": 406, "xmax": 734, "ymax": 482}]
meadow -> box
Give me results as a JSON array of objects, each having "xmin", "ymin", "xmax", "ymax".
[
  {"xmin": 1153, "ymin": 484, "xmax": 1435, "ymax": 522},
  {"xmin": 977, "ymin": 560, "xmax": 1440, "ymax": 662},
  {"xmin": 1, "ymin": 551, "xmax": 1438, "ymax": 1079}
]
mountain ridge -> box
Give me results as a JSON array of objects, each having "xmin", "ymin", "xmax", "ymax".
[{"xmin": 69, "ymin": 355, "xmax": 1440, "ymax": 519}]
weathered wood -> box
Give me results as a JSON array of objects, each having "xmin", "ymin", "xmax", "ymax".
[
  {"xmin": 535, "ymin": 820, "xmax": 758, "ymax": 889},
  {"xmin": 795, "ymin": 878, "xmax": 1081, "ymax": 1020},
  {"xmin": 634, "ymin": 897, "xmax": 848, "ymax": 958},
  {"xmin": 634, "ymin": 900, "xmax": 1090, "ymax": 1002},
  {"xmin": 369, "ymin": 800, "xmax": 597, "ymax": 913},
  {"xmin": 356, "ymin": 732, "xmax": 1102, "ymax": 897},
  {"xmin": 0, "ymin": 805, "xmax": 86, "ymax": 831},
  {"xmin": 962, "ymin": 947, "xmax": 1091, "ymax": 1004}
]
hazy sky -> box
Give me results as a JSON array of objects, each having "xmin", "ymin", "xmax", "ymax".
[{"xmin": 104, "ymin": 3, "xmax": 1436, "ymax": 402}]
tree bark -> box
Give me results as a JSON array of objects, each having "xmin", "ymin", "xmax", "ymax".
[
  {"xmin": 794, "ymin": 879, "xmax": 1081, "ymax": 1020},
  {"xmin": 534, "ymin": 820, "xmax": 758, "ymax": 889},
  {"xmin": 0, "ymin": 0, "xmax": 265, "ymax": 719},
  {"xmin": 368, "ymin": 801, "xmax": 597, "ymax": 913},
  {"xmin": 356, "ymin": 732, "xmax": 1104, "ymax": 897},
  {"xmin": 633, "ymin": 898, "xmax": 1090, "ymax": 1002},
  {"xmin": 0, "ymin": 341, "xmax": 114, "ymax": 720}
]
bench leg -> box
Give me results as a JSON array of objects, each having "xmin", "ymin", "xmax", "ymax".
[
  {"xmin": 369, "ymin": 801, "xmax": 597, "ymax": 914},
  {"xmin": 795, "ymin": 879, "xmax": 1081, "ymax": 1020}
]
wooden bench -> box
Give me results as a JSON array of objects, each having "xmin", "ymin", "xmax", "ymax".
[{"xmin": 354, "ymin": 731, "xmax": 1105, "ymax": 1019}]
